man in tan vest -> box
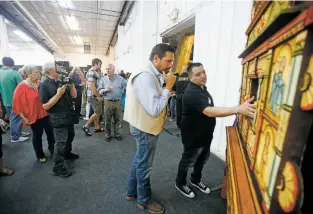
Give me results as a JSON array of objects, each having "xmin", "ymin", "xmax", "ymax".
[{"xmin": 124, "ymin": 44, "xmax": 176, "ymax": 214}]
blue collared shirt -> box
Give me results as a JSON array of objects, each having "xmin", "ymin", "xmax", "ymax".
[
  {"xmin": 132, "ymin": 62, "xmax": 170, "ymax": 117},
  {"xmin": 98, "ymin": 74, "xmax": 127, "ymax": 100}
]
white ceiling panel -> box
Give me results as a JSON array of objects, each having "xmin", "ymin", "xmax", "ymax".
[{"xmin": 6, "ymin": 0, "xmax": 127, "ymax": 55}]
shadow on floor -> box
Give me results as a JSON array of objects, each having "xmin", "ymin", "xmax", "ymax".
[{"xmin": 0, "ymin": 119, "xmax": 226, "ymax": 214}]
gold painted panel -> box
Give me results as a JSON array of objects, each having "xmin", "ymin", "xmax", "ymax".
[
  {"xmin": 248, "ymin": 1, "xmax": 292, "ymax": 46},
  {"xmin": 301, "ymin": 55, "xmax": 313, "ymax": 110}
]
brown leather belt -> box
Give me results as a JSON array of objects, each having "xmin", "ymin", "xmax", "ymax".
[{"xmin": 105, "ymin": 100, "xmax": 120, "ymax": 102}]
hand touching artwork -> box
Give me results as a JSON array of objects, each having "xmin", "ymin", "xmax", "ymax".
[{"xmin": 238, "ymin": 96, "xmax": 256, "ymax": 119}]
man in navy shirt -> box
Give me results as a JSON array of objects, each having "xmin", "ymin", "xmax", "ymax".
[{"xmin": 175, "ymin": 62, "xmax": 255, "ymax": 198}]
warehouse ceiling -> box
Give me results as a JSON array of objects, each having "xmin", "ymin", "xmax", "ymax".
[{"xmin": 0, "ymin": 0, "xmax": 134, "ymax": 55}]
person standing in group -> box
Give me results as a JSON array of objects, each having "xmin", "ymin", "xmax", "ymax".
[
  {"xmin": 69, "ymin": 67, "xmax": 85, "ymax": 119},
  {"xmin": 12, "ymin": 65, "xmax": 55, "ymax": 163},
  {"xmin": 174, "ymin": 66, "xmax": 189, "ymax": 129},
  {"xmin": 98, "ymin": 64, "xmax": 127, "ymax": 142},
  {"xmin": 175, "ymin": 63, "xmax": 255, "ymax": 198},
  {"xmin": 0, "ymin": 119, "xmax": 14, "ymax": 176},
  {"xmin": 82, "ymin": 59, "xmax": 104, "ymax": 136},
  {"xmin": 124, "ymin": 43, "xmax": 176, "ymax": 214},
  {"xmin": 39, "ymin": 62, "xmax": 78, "ymax": 178},
  {"xmin": 0, "ymin": 57, "xmax": 30, "ymax": 143}
]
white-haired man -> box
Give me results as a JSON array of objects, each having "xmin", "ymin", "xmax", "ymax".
[
  {"xmin": 39, "ymin": 62, "xmax": 78, "ymax": 178},
  {"xmin": 98, "ymin": 63, "xmax": 127, "ymax": 142}
]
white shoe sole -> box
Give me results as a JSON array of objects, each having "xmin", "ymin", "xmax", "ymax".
[
  {"xmin": 175, "ymin": 184, "xmax": 195, "ymax": 198},
  {"xmin": 190, "ymin": 181, "xmax": 211, "ymax": 194}
]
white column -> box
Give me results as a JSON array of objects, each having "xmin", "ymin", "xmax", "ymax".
[{"xmin": 0, "ymin": 15, "xmax": 10, "ymax": 60}]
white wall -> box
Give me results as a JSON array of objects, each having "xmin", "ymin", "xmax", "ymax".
[
  {"xmin": 194, "ymin": 1, "xmax": 252, "ymax": 160},
  {"xmin": 116, "ymin": 0, "xmax": 252, "ymax": 160},
  {"xmin": 54, "ymin": 48, "xmax": 115, "ymax": 68},
  {"xmin": 115, "ymin": 1, "xmax": 160, "ymax": 73}
]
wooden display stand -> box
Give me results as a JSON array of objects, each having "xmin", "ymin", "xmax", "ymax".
[{"xmin": 225, "ymin": 1, "xmax": 313, "ymax": 214}]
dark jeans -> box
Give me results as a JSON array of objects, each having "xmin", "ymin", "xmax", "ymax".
[
  {"xmin": 176, "ymin": 95, "xmax": 183, "ymax": 129},
  {"xmin": 126, "ymin": 126, "xmax": 159, "ymax": 205},
  {"xmin": 176, "ymin": 144, "xmax": 211, "ymax": 186},
  {"xmin": 104, "ymin": 100, "xmax": 121, "ymax": 136},
  {"xmin": 30, "ymin": 116, "xmax": 55, "ymax": 159},
  {"xmin": 53, "ymin": 124, "xmax": 75, "ymax": 169},
  {"xmin": 74, "ymin": 94, "xmax": 82, "ymax": 118}
]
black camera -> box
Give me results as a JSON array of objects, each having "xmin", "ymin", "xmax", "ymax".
[
  {"xmin": 55, "ymin": 61, "xmax": 73, "ymax": 86},
  {"xmin": 56, "ymin": 69, "xmax": 74, "ymax": 86}
]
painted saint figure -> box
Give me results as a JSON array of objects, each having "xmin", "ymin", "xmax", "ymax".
[{"xmin": 269, "ymin": 56, "xmax": 286, "ymax": 114}]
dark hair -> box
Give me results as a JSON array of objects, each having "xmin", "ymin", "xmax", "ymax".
[
  {"xmin": 2, "ymin": 57, "xmax": 14, "ymax": 67},
  {"xmin": 149, "ymin": 43, "xmax": 175, "ymax": 61},
  {"xmin": 92, "ymin": 58, "xmax": 102, "ymax": 66},
  {"xmin": 187, "ymin": 62, "xmax": 203, "ymax": 76}
]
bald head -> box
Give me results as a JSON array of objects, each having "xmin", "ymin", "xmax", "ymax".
[{"xmin": 106, "ymin": 63, "xmax": 115, "ymax": 78}]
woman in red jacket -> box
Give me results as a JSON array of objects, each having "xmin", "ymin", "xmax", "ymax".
[{"xmin": 13, "ymin": 65, "xmax": 55, "ymax": 163}]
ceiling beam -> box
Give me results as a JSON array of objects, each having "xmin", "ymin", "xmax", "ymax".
[
  {"xmin": 11, "ymin": 1, "xmax": 65, "ymax": 54},
  {"xmin": 0, "ymin": 4, "xmax": 53, "ymax": 54},
  {"xmin": 106, "ymin": 1, "xmax": 129, "ymax": 56}
]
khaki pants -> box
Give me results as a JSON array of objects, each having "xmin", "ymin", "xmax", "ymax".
[{"xmin": 104, "ymin": 100, "xmax": 122, "ymax": 137}]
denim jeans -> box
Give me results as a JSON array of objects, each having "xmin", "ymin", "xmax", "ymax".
[
  {"xmin": 170, "ymin": 97, "xmax": 176, "ymax": 118},
  {"xmin": 5, "ymin": 107, "xmax": 22, "ymax": 141},
  {"xmin": 126, "ymin": 126, "xmax": 159, "ymax": 205}
]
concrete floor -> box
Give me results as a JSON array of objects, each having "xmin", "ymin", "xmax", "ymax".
[{"xmin": 0, "ymin": 120, "xmax": 226, "ymax": 214}]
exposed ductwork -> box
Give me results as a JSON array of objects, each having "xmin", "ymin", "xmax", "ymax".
[
  {"xmin": 11, "ymin": 1, "xmax": 64, "ymax": 53},
  {"xmin": 106, "ymin": 1, "xmax": 135, "ymax": 56},
  {"xmin": 0, "ymin": 2, "xmax": 54, "ymax": 54}
]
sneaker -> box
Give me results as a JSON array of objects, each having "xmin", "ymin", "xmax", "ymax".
[
  {"xmin": 105, "ymin": 135, "xmax": 112, "ymax": 142},
  {"xmin": 53, "ymin": 167, "xmax": 72, "ymax": 178},
  {"xmin": 175, "ymin": 184, "xmax": 196, "ymax": 198},
  {"xmin": 64, "ymin": 152, "xmax": 79, "ymax": 160},
  {"xmin": 125, "ymin": 194, "xmax": 137, "ymax": 201},
  {"xmin": 38, "ymin": 157, "xmax": 47, "ymax": 163},
  {"xmin": 137, "ymin": 201, "xmax": 165, "ymax": 214},
  {"xmin": 11, "ymin": 136, "xmax": 29, "ymax": 143},
  {"xmin": 115, "ymin": 135, "xmax": 122, "ymax": 141},
  {"xmin": 190, "ymin": 181, "xmax": 211, "ymax": 194},
  {"xmin": 21, "ymin": 132, "xmax": 30, "ymax": 137}
]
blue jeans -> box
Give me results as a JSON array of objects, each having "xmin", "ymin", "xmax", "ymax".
[
  {"xmin": 126, "ymin": 126, "xmax": 159, "ymax": 205},
  {"xmin": 170, "ymin": 97, "xmax": 176, "ymax": 118},
  {"xmin": 5, "ymin": 107, "xmax": 22, "ymax": 141}
]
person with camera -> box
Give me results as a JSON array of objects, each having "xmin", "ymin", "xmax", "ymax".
[{"xmin": 39, "ymin": 62, "xmax": 78, "ymax": 178}]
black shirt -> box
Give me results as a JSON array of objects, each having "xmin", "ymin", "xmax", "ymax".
[
  {"xmin": 181, "ymin": 82, "xmax": 216, "ymax": 148},
  {"xmin": 174, "ymin": 72, "xmax": 189, "ymax": 96},
  {"xmin": 39, "ymin": 78, "xmax": 73, "ymax": 114}
]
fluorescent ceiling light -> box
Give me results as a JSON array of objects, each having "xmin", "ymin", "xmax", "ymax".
[
  {"xmin": 72, "ymin": 35, "xmax": 83, "ymax": 44},
  {"xmin": 8, "ymin": 43, "xmax": 18, "ymax": 49},
  {"xmin": 58, "ymin": 0, "xmax": 74, "ymax": 8},
  {"xmin": 65, "ymin": 15, "xmax": 79, "ymax": 31},
  {"xmin": 13, "ymin": 30, "xmax": 32, "ymax": 42}
]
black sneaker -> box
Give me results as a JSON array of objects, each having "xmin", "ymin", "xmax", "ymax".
[
  {"xmin": 106, "ymin": 135, "xmax": 112, "ymax": 142},
  {"xmin": 175, "ymin": 184, "xmax": 195, "ymax": 198},
  {"xmin": 64, "ymin": 152, "xmax": 79, "ymax": 160},
  {"xmin": 115, "ymin": 135, "xmax": 122, "ymax": 141},
  {"xmin": 53, "ymin": 167, "xmax": 72, "ymax": 178},
  {"xmin": 190, "ymin": 181, "xmax": 211, "ymax": 194}
]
